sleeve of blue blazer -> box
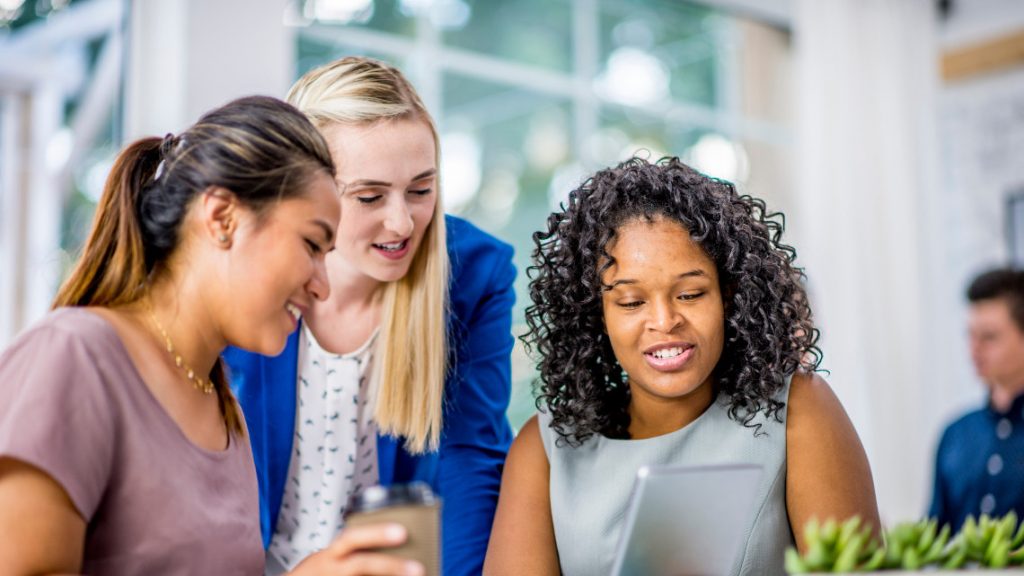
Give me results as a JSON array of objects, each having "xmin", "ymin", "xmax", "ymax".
[{"xmin": 428, "ymin": 215, "xmax": 516, "ymax": 575}]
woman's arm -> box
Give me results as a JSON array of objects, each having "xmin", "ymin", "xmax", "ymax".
[
  {"xmin": 786, "ymin": 372, "xmax": 882, "ymax": 552},
  {"xmin": 435, "ymin": 223, "xmax": 517, "ymax": 574},
  {"xmin": 0, "ymin": 318, "xmax": 117, "ymax": 575},
  {"xmin": 0, "ymin": 458, "xmax": 85, "ymax": 575},
  {"xmin": 483, "ymin": 416, "xmax": 560, "ymax": 575}
]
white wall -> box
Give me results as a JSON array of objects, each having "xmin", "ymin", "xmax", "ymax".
[
  {"xmin": 932, "ymin": 23, "xmax": 1024, "ymax": 416},
  {"xmin": 794, "ymin": 0, "xmax": 944, "ymax": 525},
  {"xmin": 792, "ymin": 0, "xmax": 1024, "ymax": 525},
  {"xmin": 0, "ymin": 0, "xmax": 120, "ymax": 345},
  {"xmin": 126, "ymin": 0, "xmax": 295, "ymax": 139}
]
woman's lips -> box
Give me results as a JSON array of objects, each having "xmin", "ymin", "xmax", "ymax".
[
  {"xmin": 643, "ymin": 345, "xmax": 695, "ymax": 372},
  {"xmin": 372, "ymin": 239, "xmax": 411, "ymax": 261},
  {"xmin": 285, "ymin": 303, "xmax": 303, "ymax": 330}
]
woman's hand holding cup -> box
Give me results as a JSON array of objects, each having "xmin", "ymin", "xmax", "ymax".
[{"xmin": 288, "ymin": 523, "xmax": 424, "ymax": 576}]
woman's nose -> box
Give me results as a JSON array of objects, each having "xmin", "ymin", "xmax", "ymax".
[
  {"xmin": 648, "ymin": 300, "xmax": 683, "ymax": 332},
  {"xmin": 307, "ymin": 256, "xmax": 331, "ymax": 301},
  {"xmin": 383, "ymin": 196, "xmax": 414, "ymax": 237}
]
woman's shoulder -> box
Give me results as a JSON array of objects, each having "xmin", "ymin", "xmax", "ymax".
[
  {"xmin": 785, "ymin": 370, "xmax": 864, "ymax": 455},
  {"xmin": 511, "ymin": 413, "xmax": 549, "ymax": 459},
  {"xmin": 786, "ymin": 371, "xmax": 844, "ymax": 418},
  {"xmin": 529, "ymin": 409, "xmax": 593, "ymax": 457},
  {"xmin": 4, "ymin": 307, "xmax": 123, "ymax": 361},
  {"xmin": 445, "ymin": 214, "xmax": 514, "ymax": 268},
  {"xmin": 0, "ymin": 308, "xmax": 133, "ymax": 430},
  {"xmin": 444, "ymin": 215, "xmax": 516, "ymax": 315},
  {"xmin": 0, "ymin": 308, "xmax": 146, "ymax": 397}
]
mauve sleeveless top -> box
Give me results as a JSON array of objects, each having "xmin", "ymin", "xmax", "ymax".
[{"xmin": 538, "ymin": 378, "xmax": 794, "ymax": 576}]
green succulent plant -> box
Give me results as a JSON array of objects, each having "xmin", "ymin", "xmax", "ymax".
[
  {"xmin": 785, "ymin": 517, "xmax": 884, "ymax": 573},
  {"xmin": 943, "ymin": 513, "xmax": 1024, "ymax": 569},
  {"xmin": 785, "ymin": 512, "xmax": 1024, "ymax": 573},
  {"xmin": 880, "ymin": 519, "xmax": 951, "ymax": 569}
]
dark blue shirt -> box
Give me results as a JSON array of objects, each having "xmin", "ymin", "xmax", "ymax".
[{"xmin": 929, "ymin": 392, "xmax": 1024, "ymax": 530}]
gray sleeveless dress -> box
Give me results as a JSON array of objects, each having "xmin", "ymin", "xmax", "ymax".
[{"xmin": 538, "ymin": 380, "xmax": 794, "ymax": 576}]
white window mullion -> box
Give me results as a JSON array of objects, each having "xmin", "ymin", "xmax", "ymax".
[{"xmin": 573, "ymin": 0, "xmax": 600, "ymax": 170}]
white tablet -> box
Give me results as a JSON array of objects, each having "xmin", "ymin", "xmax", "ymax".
[{"xmin": 610, "ymin": 463, "xmax": 763, "ymax": 576}]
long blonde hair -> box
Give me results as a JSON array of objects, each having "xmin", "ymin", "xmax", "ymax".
[
  {"xmin": 53, "ymin": 96, "xmax": 336, "ymax": 436},
  {"xmin": 288, "ymin": 57, "xmax": 449, "ymax": 453}
]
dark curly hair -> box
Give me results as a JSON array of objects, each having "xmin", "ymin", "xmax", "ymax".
[{"xmin": 522, "ymin": 156, "xmax": 821, "ymax": 445}]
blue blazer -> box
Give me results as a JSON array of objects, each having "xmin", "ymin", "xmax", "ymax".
[{"xmin": 223, "ymin": 215, "xmax": 515, "ymax": 576}]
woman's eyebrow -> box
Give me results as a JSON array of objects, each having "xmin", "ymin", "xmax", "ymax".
[
  {"xmin": 677, "ymin": 270, "xmax": 707, "ymax": 279},
  {"xmin": 346, "ymin": 178, "xmax": 390, "ymax": 188},
  {"xmin": 410, "ymin": 168, "xmax": 437, "ymax": 181},
  {"xmin": 345, "ymin": 168, "xmax": 437, "ymax": 190},
  {"xmin": 608, "ymin": 270, "xmax": 707, "ymax": 288}
]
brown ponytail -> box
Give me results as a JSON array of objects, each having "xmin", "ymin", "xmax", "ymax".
[{"xmin": 52, "ymin": 138, "xmax": 160, "ymax": 309}]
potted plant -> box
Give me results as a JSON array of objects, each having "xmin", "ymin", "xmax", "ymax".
[{"xmin": 786, "ymin": 513, "xmax": 1024, "ymax": 574}]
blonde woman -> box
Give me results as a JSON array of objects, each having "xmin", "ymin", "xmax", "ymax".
[{"xmin": 224, "ymin": 57, "xmax": 516, "ymax": 575}]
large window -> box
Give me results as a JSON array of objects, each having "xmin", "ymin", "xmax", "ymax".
[
  {"xmin": 293, "ymin": 0, "xmax": 793, "ymax": 429},
  {"xmin": 0, "ymin": 0, "xmax": 124, "ymax": 343}
]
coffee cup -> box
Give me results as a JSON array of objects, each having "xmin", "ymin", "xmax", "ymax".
[{"xmin": 346, "ymin": 482, "xmax": 441, "ymax": 576}]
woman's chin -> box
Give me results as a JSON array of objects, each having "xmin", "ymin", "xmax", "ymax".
[
  {"xmin": 361, "ymin": 253, "xmax": 418, "ymax": 283},
  {"xmin": 234, "ymin": 331, "xmax": 291, "ymax": 358}
]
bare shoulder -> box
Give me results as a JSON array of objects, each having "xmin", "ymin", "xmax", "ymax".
[
  {"xmin": 519, "ymin": 414, "xmax": 542, "ymax": 438},
  {"xmin": 509, "ymin": 414, "xmax": 546, "ymax": 461},
  {"xmin": 786, "ymin": 371, "xmax": 849, "ymax": 428},
  {"xmin": 789, "ymin": 371, "xmax": 842, "ymax": 411},
  {"xmin": 499, "ymin": 414, "xmax": 549, "ymax": 492},
  {"xmin": 786, "ymin": 370, "xmax": 862, "ymax": 464}
]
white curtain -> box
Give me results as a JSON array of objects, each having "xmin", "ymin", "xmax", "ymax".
[{"xmin": 793, "ymin": 0, "xmax": 954, "ymax": 524}]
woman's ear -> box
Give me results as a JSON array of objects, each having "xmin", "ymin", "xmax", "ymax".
[{"xmin": 200, "ymin": 186, "xmax": 239, "ymax": 248}]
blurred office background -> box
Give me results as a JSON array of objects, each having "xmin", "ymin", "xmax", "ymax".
[{"xmin": 2, "ymin": 0, "xmax": 1023, "ymax": 525}]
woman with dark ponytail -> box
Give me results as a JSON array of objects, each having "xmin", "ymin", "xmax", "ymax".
[{"xmin": 0, "ymin": 97, "xmax": 423, "ymax": 575}]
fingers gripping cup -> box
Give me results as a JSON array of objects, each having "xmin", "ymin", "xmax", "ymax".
[{"xmin": 346, "ymin": 482, "xmax": 441, "ymax": 575}]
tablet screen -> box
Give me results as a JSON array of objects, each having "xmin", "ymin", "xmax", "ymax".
[{"xmin": 610, "ymin": 463, "xmax": 763, "ymax": 576}]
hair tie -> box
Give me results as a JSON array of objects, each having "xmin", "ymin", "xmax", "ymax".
[
  {"xmin": 153, "ymin": 133, "xmax": 178, "ymax": 182},
  {"xmin": 159, "ymin": 132, "xmax": 177, "ymax": 158}
]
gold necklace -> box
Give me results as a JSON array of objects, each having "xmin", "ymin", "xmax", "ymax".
[{"xmin": 147, "ymin": 307, "xmax": 215, "ymax": 395}]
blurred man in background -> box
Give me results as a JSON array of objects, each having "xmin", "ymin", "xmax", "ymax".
[{"xmin": 930, "ymin": 268, "xmax": 1024, "ymax": 530}]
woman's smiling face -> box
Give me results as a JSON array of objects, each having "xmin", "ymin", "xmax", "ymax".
[
  {"xmin": 220, "ymin": 171, "xmax": 340, "ymax": 355},
  {"xmin": 601, "ymin": 216, "xmax": 725, "ymax": 407},
  {"xmin": 320, "ymin": 119, "xmax": 438, "ymax": 287}
]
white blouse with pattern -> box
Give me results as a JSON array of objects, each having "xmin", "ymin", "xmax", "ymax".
[{"xmin": 266, "ymin": 324, "xmax": 379, "ymax": 573}]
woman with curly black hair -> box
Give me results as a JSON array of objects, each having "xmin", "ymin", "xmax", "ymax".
[{"xmin": 484, "ymin": 157, "xmax": 879, "ymax": 575}]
